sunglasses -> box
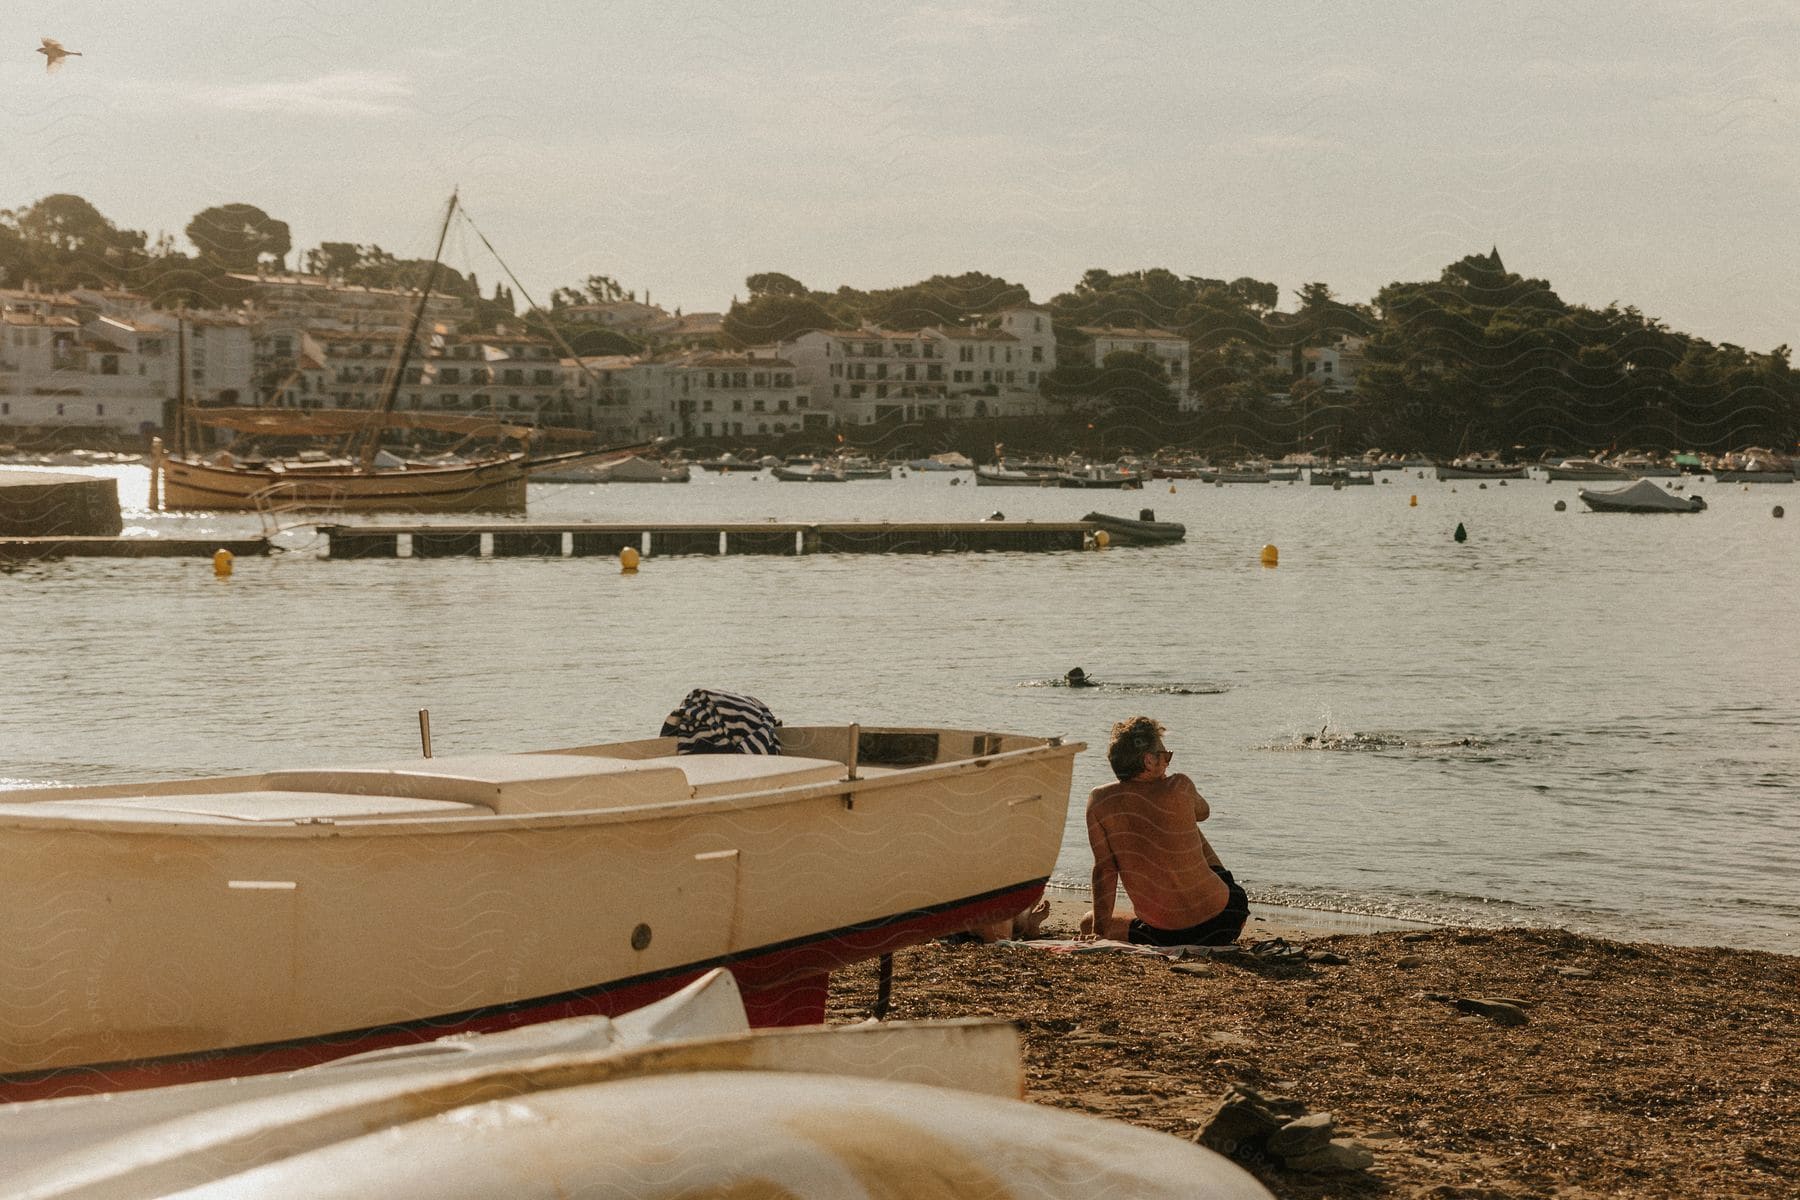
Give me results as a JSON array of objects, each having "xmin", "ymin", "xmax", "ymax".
[{"xmin": 1150, "ymin": 749, "xmax": 1174, "ymax": 762}]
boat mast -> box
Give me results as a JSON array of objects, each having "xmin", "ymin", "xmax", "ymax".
[
  {"xmin": 174, "ymin": 315, "xmax": 189, "ymax": 457},
  {"xmin": 355, "ymin": 192, "xmax": 458, "ymax": 472}
]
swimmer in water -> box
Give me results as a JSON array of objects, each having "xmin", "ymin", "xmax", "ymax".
[{"xmin": 1066, "ymin": 667, "xmax": 1098, "ymax": 688}]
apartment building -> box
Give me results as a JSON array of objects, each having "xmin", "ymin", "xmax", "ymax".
[
  {"xmin": 295, "ymin": 327, "xmax": 572, "ymax": 424},
  {"xmin": 228, "ymin": 272, "xmax": 471, "ymax": 333},
  {"xmin": 0, "ymin": 289, "xmax": 253, "ymax": 435},
  {"xmin": 1079, "ymin": 325, "xmax": 1194, "ymax": 411},
  {"xmin": 779, "ymin": 306, "xmax": 1057, "ymax": 426},
  {"xmin": 570, "ymin": 351, "xmax": 815, "ymax": 440},
  {"xmin": 1299, "ymin": 335, "xmax": 1367, "ymax": 390}
]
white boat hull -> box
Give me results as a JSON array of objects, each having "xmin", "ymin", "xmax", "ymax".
[{"xmin": 0, "ymin": 726, "xmax": 1078, "ymax": 1098}]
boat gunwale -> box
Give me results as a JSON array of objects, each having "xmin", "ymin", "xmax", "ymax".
[{"xmin": 0, "ymin": 735, "xmax": 1084, "ymax": 838}]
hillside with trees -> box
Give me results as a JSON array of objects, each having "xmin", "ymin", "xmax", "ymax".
[{"xmin": 3, "ymin": 192, "xmax": 1794, "ymax": 453}]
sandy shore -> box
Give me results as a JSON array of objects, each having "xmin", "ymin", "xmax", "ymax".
[{"xmin": 826, "ymin": 897, "xmax": 1799, "ymax": 1199}]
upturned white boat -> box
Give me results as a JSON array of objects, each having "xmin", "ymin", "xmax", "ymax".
[
  {"xmin": 0, "ymin": 724, "xmax": 1079, "ymax": 1100},
  {"xmin": 2, "ymin": 969, "xmax": 1272, "ymax": 1199}
]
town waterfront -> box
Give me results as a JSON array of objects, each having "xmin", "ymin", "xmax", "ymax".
[{"xmin": 3, "ymin": 464, "xmax": 1796, "ymax": 954}]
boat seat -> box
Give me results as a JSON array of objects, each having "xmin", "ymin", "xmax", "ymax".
[
  {"xmin": 263, "ymin": 754, "xmax": 693, "ymax": 815},
  {"xmin": 261, "ymin": 753, "xmax": 847, "ymax": 814},
  {"xmin": 629, "ymin": 754, "xmax": 846, "ymax": 798},
  {"xmin": 0, "ymin": 791, "xmax": 484, "ymax": 826}
]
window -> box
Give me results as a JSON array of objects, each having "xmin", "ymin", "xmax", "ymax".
[
  {"xmin": 753, "ymin": 399, "xmax": 765, "ymax": 412},
  {"xmin": 732, "ymin": 399, "xmax": 743, "ymax": 412},
  {"xmin": 703, "ymin": 399, "xmax": 714, "ymax": 412},
  {"xmin": 875, "ymin": 385, "xmax": 888, "ymax": 399},
  {"xmin": 1031, "ymin": 346, "xmax": 1043, "ymax": 362},
  {"xmin": 777, "ymin": 399, "xmax": 789, "ymax": 413},
  {"xmin": 733, "ymin": 372, "xmax": 747, "ymax": 388},
  {"xmin": 753, "ymin": 372, "xmax": 767, "ymax": 387},
  {"xmin": 96, "ymin": 403, "xmax": 105, "ymax": 416},
  {"xmin": 959, "ymin": 346, "xmax": 974, "ymax": 363}
]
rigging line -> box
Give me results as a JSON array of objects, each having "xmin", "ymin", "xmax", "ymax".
[{"xmin": 454, "ymin": 203, "xmax": 611, "ymax": 391}]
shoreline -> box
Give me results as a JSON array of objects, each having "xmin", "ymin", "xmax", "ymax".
[{"xmin": 1040, "ymin": 883, "xmax": 1438, "ymax": 943}]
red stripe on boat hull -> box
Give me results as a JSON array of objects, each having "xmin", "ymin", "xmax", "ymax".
[{"xmin": 0, "ymin": 881, "xmax": 1043, "ymax": 1102}]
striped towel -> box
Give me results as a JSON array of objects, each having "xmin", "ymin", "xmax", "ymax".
[{"xmin": 660, "ymin": 688, "xmax": 783, "ymax": 755}]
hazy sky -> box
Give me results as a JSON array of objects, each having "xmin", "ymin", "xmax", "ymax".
[{"xmin": 5, "ymin": 2, "xmax": 1796, "ymax": 350}]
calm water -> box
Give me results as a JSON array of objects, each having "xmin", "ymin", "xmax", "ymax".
[{"xmin": 3, "ymin": 465, "xmax": 1797, "ymax": 953}]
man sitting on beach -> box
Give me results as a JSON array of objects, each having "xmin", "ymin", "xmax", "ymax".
[{"xmin": 1080, "ymin": 716, "xmax": 1250, "ymax": 946}]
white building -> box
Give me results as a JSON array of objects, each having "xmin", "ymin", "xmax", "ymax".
[
  {"xmin": 572, "ymin": 352, "xmax": 815, "ymax": 440},
  {"xmin": 227, "ymin": 272, "xmax": 472, "ymax": 333},
  {"xmin": 295, "ymin": 326, "xmax": 572, "ymax": 424},
  {"xmin": 1299, "ymin": 335, "xmax": 1367, "ymax": 390},
  {"xmin": 0, "ymin": 291, "xmax": 253, "ymax": 436},
  {"xmin": 1079, "ymin": 326, "xmax": 1194, "ymax": 411},
  {"xmin": 778, "ymin": 307, "xmax": 1057, "ymax": 426}
]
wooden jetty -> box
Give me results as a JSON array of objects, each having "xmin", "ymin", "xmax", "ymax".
[
  {"xmin": 0, "ymin": 536, "xmax": 271, "ymax": 564},
  {"xmin": 318, "ymin": 521, "xmax": 1104, "ymax": 560}
]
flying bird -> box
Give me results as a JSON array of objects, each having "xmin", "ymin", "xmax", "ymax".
[{"xmin": 37, "ymin": 38, "xmax": 82, "ymax": 73}]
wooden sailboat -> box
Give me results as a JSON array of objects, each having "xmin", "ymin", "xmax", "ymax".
[{"xmin": 151, "ymin": 195, "xmax": 643, "ymax": 513}]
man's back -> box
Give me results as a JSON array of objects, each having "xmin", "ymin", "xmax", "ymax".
[{"xmin": 1087, "ymin": 772, "xmax": 1228, "ymax": 930}]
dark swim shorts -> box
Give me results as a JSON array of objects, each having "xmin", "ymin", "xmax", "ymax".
[{"xmin": 1127, "ymin": 866, "xmax": 1251, "ymax": 947}]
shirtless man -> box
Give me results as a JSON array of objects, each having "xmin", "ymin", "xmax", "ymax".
[{"xmin": 1080, "ymin": 716, "xmax": 1250, "ymax": 946}]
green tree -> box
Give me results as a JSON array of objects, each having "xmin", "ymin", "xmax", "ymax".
[
  {"xmin": 721, "ymin": 293, "xmax": 837, "ymax": 346},
  {"xmin": 185, "ymin": 203, "xmax": 292, "ymax": 271}
]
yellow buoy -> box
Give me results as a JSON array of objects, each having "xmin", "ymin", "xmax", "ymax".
[
  {"xmin": 1409, "ymin": 495, "xmax": 1418, "ymax": 506},
  {"xmin": 619, "ymin": 545, "xmax": 641, "ymax": 573},
  {"xmin": 1168, "ymin": 484, "xmax": 1177, "ymax": 493},
  {"xmin": 1260, "ymin": 544, "xmax": 1278, "ymax": 567},
  {"xmin": 212, "ymin": 549, "xmax": 233, "ymax": 578},
  {"xmin": 1094, "ymin": 530, "xmax": 1110, "ymax": 549}
]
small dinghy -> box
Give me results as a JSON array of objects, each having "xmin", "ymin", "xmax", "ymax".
[
  {"xmin": 1578, "ymin": 479, "xmax": 1707, "ymax": 513},
  {"xmin": 1081, "ymin": 509, "xmax": 1187, "ymax": 545}
]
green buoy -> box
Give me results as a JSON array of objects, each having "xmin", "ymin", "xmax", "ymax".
[{"xmin": 1454, "ymin": 522, "xmax": 1467, "ymax": 543}]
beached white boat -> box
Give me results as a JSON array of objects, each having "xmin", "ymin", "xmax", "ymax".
[
  {"xmin": 2, "ymin": 968, "xmax": 1271, "ymax": 1199},
  {"xmin": 0, "ymin": 723, "xmax": 1079, "ymax": 1100},
  {"xmin": 1578, "ymin": 480, "xmax": 1708, "ymax": 513}
]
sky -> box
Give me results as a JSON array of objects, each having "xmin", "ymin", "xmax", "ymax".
[{"xmin": 4, "ymin": 1, "xmax": 1797, "ymax": 350}]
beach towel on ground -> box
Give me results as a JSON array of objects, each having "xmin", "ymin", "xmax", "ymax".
[{"xmin": 660, "ymin": 688, "xmax": 783, "ymax": 755}]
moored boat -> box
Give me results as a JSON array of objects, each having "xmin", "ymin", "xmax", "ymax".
[
  {"xmin": 771, "ymin": 457, "xmax": 848, "ymax": 482},
  {"xmin": 529, "ymin": 454, "xmax": 690, "ymax": 484},
  {"xmin": 1081, "ymin": 509, "xmax": 1187, "ymax": 545},
  {"xmin": 0, "ymin": 722, "xmax": 1079, "ymax": 1100},
  {"xmin": 975, "ymin": 464, "xmax": 1057, "ymax": 486},
  {"xmin": 1056, "ymin": 465, "xmax": 1143, "ymax": 489},
  {"xmin": 1543, "ymin": 458, "xmax": 1633, "ymax": 481},
  {"xmin": 1435, "ymin": 458, "xmax": 1528, "ymax": 480},
  {"xmin": 1308, "ymin": 466, "xmax": 1374, "ymax": 486},
  {"xmin": 1577, "ymin": 479, "xmax": 1707, "ymax": 513}
]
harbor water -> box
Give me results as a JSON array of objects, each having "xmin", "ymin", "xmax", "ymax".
[{"xmin": 3, "ymin": 465, "xmax": 1796, "ymax": 954}]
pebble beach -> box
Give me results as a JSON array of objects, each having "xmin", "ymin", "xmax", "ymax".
[{"xmin": 828, "ymin": 898, "xmax": 1800, "ymax": 1199}]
